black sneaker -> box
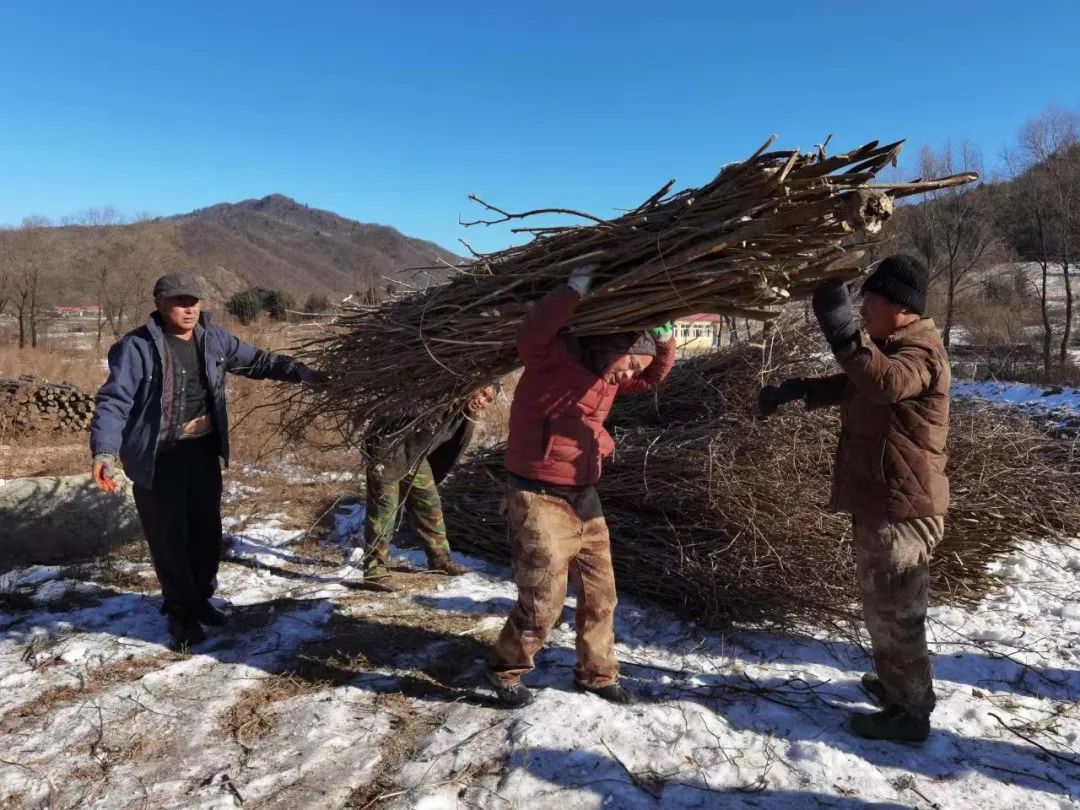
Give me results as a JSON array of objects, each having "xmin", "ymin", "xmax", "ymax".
[
  {"xmin": 489, "ymin": 678, "xmax": 534, "ymax": 708},
  {"xmin": 576, "ymin": 682, "xmax": 635, "ymax": 705},
  {"xmin": 195, "ymin": 602, "xmax": 227, "ymax": 626},
  {"xmin": 861, "ymin": 672, "xmax": 889, "ymax": 705},
  {"xmin": 167, "ymin": 616, "xmax": 207, "ymax": 647},
  {"xmin": 850, "ymin": 706, "xmax": 930, "ymax": 743}
]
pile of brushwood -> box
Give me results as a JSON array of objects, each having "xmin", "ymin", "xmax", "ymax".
[
  {"xmin": 441, "ymin": 322, "xmax": 1080, "ymax": 630},
  {"xmin": 284, "ymin": 136, "xmax": 974, "ymax": 449}
]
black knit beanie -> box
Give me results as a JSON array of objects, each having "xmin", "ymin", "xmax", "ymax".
[{"xmin": 862, "ymin": 254, "xmax": 929, "ymax": 315}]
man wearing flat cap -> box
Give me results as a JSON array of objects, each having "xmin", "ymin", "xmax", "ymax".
[{"xmin": 91, "ymin": 273, "xmax": 319, "ymax": 646}]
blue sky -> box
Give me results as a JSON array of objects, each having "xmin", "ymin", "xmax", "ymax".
[{"xmin": 1, "ymin": 1, "xmax": 1078, "ymax": 254}]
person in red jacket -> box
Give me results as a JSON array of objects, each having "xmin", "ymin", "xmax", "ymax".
[{"xmin": 486, "ymin": 266, "xmax": 676, "ymax": 707}]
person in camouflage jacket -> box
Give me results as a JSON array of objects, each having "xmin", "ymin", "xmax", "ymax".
[{"xmin": 352, "ymin": 386, "xmax": 496, "ymax": 583}]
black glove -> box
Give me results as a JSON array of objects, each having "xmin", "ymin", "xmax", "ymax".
[
  {"xmin": 297, "ymin": 365, "xmax": 325, "ymax": 385},
  {"xmin": 758, "ymin": 378, "xmax": 809, "ymax": 417},
  {"xmin": 811, "ymin": 280, "xmax": 858, "ymax": 350}
]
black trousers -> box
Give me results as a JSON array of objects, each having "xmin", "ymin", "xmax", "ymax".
[{"xmin": 133, "ymin": 436, "xmax": 224, "ymax": 617}]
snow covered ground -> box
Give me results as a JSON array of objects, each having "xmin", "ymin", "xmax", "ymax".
[
  {"xmin": 954, "ymin": 380, "xmax": 1080, "ymax": 417},
  {"xmin": 1, "ymin": 512, "xmax": 1078, "ymax": 808}
]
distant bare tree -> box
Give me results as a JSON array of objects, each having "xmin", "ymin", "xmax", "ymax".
[
  {"xmin": 3, "ymin": 217, "xmax": 54, "ymax": 349},
  {"xmin": 60, "ymin": 206, "xmax": 121, "ymax": 228},
  {"xmin": 64, "ymin": 208, "xmax": 128, "ymax": 345},
  {"xmin": 0, "ymin": 246, "xmax": 11, "ymax": 317},
  {"xmin": 352, "ymin": 239, "xmax": 386, "ymax": 304},
  {"xmin": 1004, "ymin": 107, "xmax": 1080, "ymax": 370},
  {"xmin": 901, "ymin": 141, "xmax": 1005, "ymax": 348},
  {"xmin": 98, "ymin": 220, "xmax": 182, "ymax": 338}
]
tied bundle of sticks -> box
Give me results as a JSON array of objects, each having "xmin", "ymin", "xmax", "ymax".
[
  {"xmin": 284, "ymin": 136, "xmax": 975, "ymax": 447},
  {"xmin": 441, "ymin": 324, "xmax": 1080, "ymax": 631}
]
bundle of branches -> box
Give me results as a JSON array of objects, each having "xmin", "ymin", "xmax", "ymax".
[
  {"xmin": 441, "ymin": 325, "xmax": 1080, "ymax": 630},
  {"xmin": 285, "ymin": 137, "xmax": 974, "ymax": 448}
]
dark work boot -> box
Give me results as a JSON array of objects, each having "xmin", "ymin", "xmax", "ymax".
[
  {"xmin": 194, "ymin": 601, "xmax": 227, "ymax": 626},
  {"xmin": 576, "ymin": 682, "xmax": 635, "ymax": 705},
  {"xmin": 428, "ymin": 553, "xmax": 469, "ymax": 576},
  {"xmin": 490, "ymin": 680, "xmax": 534, "ymax": 708},
  {"xmin": 360, "ymin": 564, "xmax": 402, "ymax": 592},
  {"xmin": 850, "ymin": 706, "xmax": 930, "ymax": 743},
  {"xmin": 861, "ymin": 672, "xmax": 889, "ymax": 705},
  {"xmin": 167, "ymin": 615, "xmax": 207, "ymax": 647}
]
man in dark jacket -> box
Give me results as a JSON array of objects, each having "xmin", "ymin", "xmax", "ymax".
[
  {"xmin": 486, "ymin": 266, "xmax": 676, "ymax": 708},
  {"xmin": 91, "ymin": 273, "xmax": 318, "ymax": 646},
  {"xmin": 759, "ymin": 255, "xmax": 950, "ymax": 742},
  {"xmin": 352, "ymin": 385, "xmax": 496, "ymax": 585}
]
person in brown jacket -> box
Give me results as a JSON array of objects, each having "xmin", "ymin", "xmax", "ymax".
[{"xmin": 759, "ymin": 255, "xmax": 949, "ymax": 743}]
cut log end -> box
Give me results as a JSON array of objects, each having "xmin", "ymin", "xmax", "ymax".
[{"xmin": 843, "ymin": 190, "xmax": 894, "ymax": 235}]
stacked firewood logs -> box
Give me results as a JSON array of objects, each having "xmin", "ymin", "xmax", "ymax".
[{"xmin": 0, "ymin": 376, "xmax": 95, "ymax": 436}]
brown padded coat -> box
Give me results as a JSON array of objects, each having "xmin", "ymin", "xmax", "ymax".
[{"xmin": 805, "ymin": 318, "xmax": 950, "ymax": 520}]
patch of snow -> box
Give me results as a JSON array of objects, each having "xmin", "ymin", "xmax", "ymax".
[
  {"xmin": 393, "ymin": 540, "xmax": 1080, "ymax": 809},
  {"xmin": 284, "ymin": 469, "xmax": 358, "ymax": 485},
  {"xmin": 954, "ymin": 379, "xmax": 1080, "ymax": 416},
  {"xmin": 1, "ymin": 513, "xmax": 1077, "ymax": 808},
  {"xmin": 0, "ymin": 565, "xmax": 64, "ymax": 592},
  {"xmin": 224, "ymin": 480, "xmax": 262, "ymax": 499},
  {"xmin": 333, "ymin": 503, "xmax": 367, "ymax": 542},
  {"xmin": 30, "ymin": 580, "xmax": 72, "ymax": 603}
]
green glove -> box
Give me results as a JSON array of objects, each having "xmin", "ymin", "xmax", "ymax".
[{"xmin": 650, "ymin": 321, "xmax": 674, "ymax": 341}]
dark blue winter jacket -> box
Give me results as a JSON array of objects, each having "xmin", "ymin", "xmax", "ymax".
[{"xmin": 91, "ymin": 312, "xmax": 307, "ymax": 488}]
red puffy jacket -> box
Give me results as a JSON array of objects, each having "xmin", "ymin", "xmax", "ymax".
[{"xmin": 504, "ymin": 286, "xmax": 676, "ymax": 486}]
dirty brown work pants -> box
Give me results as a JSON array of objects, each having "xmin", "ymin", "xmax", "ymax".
[
  {"xmin": 488, "ymin": 484, "xmax": 619, "ymax": 690},
  {"xmin": 853, "ymin": 514, "xmax": 944, "ymax": 719}
]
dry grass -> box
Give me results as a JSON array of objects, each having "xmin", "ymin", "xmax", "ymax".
[
  {"xmin": 106, "ymin": 733, "xmax": 170, "ymax": 766},
  {"xmin": 346, "ymin": 693, "xmax": 444, "ymax": 810},
  {"xmin": 954, "ymin": 293, "xmax": 1042, "ymax": 347},
  {"xmin": 64, "ymin": 555, "xmax": 156, "ymax": 594},
  {"xmin": 103, "ymin": 537, "xmax": 152, "ymax": 565},
  {"xmin": 221, "ymin": 674, "xmax": 329, "ymax": 747},
  {"xmin": 291, "ymin": 597, "xmax": 497, "ymax": 697},
  {"xmin": 0, "ymin": 343, "xmax": 107, "ymax": 393},
  {"xmin": 0, "ymin": 442, "xmax": 88, "ymax": 477},
  {"xmin": 1, "ymin": 653, "xmax": 182, "ymax": 731}
]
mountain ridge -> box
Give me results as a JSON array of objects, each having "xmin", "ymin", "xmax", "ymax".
[{"xmin": 166, "ymin": 193, "xmax": 461, "ymax": 301}]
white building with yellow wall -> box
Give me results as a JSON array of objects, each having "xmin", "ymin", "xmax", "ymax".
[{"xmin": 674, "ymin": 313, "xmax": 729, "ymax": 354}]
